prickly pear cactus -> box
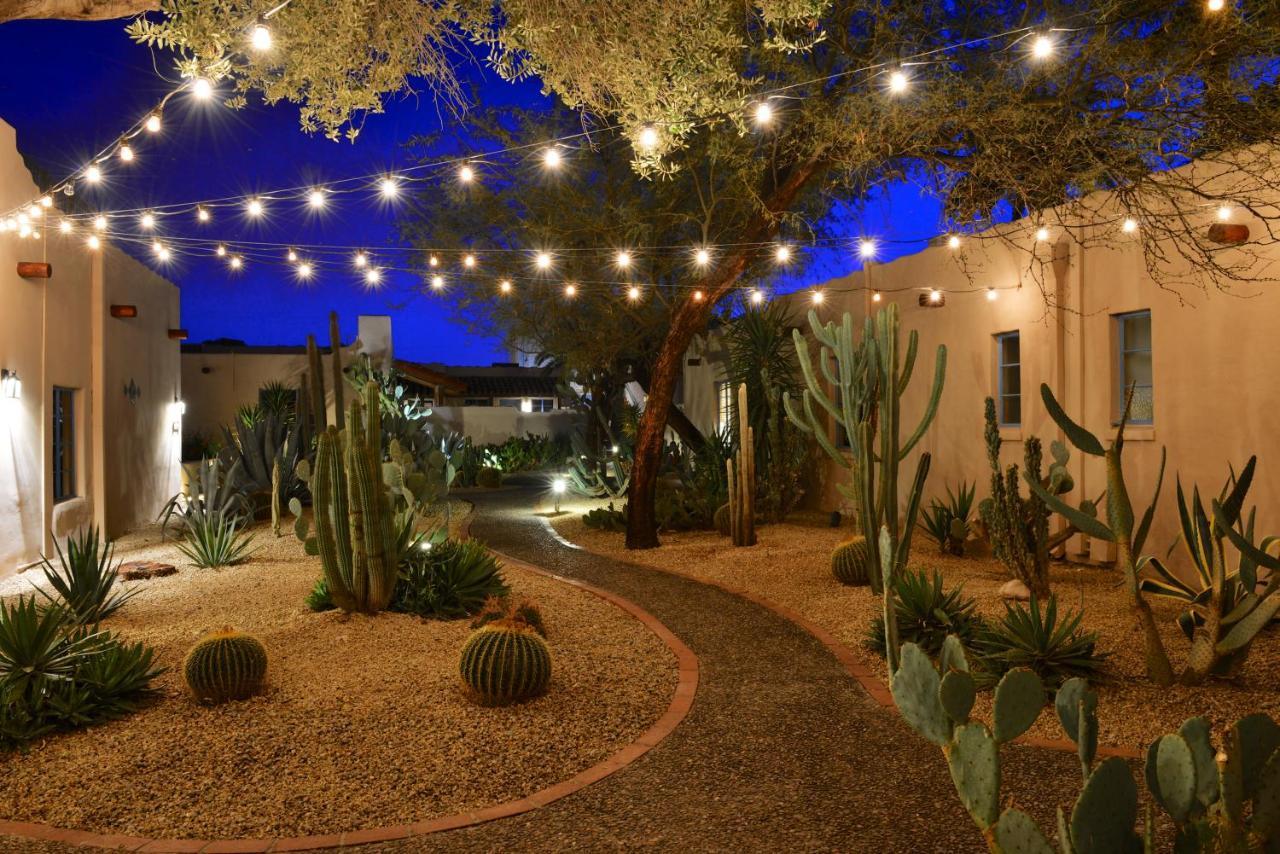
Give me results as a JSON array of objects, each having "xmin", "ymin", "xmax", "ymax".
[
  {"xmin": 831, "ymin": 536, "xmax": 873, "ymax": 586},
  {"xmin": 183, "ymin": 627, "xmax": 267, "ymax": 704}
]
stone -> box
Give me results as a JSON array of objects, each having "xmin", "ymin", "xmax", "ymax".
[
  {"xmin": 119, "ymin": 561, "xmax": 178, "ymax": 581},
  {"xmin": 999, "ymin": 579, "xmax": 1031, "ymax": 602}
]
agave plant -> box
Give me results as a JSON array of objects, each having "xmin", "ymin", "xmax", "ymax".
[
  {"xmin": 867, "ymin": 568, "xmax": 984, "ymax": 660},
  {"xmin": 257, "ymin": 380, "xmax": 298, "ymax": 423},
  {"xmin": 158, "ymin": 457, "xmax": 251, "ymax": 536},
  {"xmin": 35, "ymin": 527, "xmax": 137, "ymax": 625},
  {"xmin": 164, "ymin": 458, "xmax": 256, "ymax": 568},
  {"xmin": 176, "ymin": 511, "xmax": 256, "ymax": 568},
  {"xmin": 392, "ymin": 534, "xmax": 509, "ymax": 619},
  {"xmin": 919, "ymin": 480, "xmax": 976, "ymax": 556},
  {"xmin": 0, "ymin": 599, "xmax": 104, "ymax": 706},
  {"xmin": 973, "ymin": 594, "xmax": 1108, "ymax": 690}
]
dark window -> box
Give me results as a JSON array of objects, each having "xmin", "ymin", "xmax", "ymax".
[
  {"xmin": 463, "ymin": 398, "xmax": 492, "ymax": 407},
  {"xmin": 1116, "ymin": 310, "xmax": 1153, "ymax": 424},
  {"xmin": 528, "ymin": 398, "xmax": 555, "ymax": 413},
  {"xmin": 995, "ymin": 331, "xmax": 1021, "ymax": 426},
  {"xmin": 52, "ymin": 387, "xmax": 76, "ymax": 502}
]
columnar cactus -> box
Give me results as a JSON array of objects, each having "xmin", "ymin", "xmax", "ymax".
[
  {"xmin": 713, "ymin": 503, "xmax": 731, "ymax": 537},
  {"xmin": 183, "ymin": 628, "xmax": 267, "ymax": 703},
  {"xmin": 292, "ymin": 381, "xmax": 401, "ymax": 613},
  {"xmin": 784, "ymin": 305, "xmax": 945, "ymax": 595},
  {"xmin": 459, "ymin": 622, "xmax": 552, "ymax": 705},
  {"xmin": 726, "ymin": 383, "xmax": 757, "ymax": 547},
  {"xmin": 892, "ymin": 632, "xmax": 1280, "ymax": 852},
  {"xmin": 830, "ymin": 536, "xmax": 872, "ymax": 585}
]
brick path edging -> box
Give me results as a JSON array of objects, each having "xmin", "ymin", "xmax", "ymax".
[{"xmin": 0, "ymin": 544, "xmax": 698, "ymax": 852}]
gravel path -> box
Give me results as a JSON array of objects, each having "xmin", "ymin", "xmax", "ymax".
[{"xmin": 5, "ymin": 484, "xmax": 1097, "ymax": 852}]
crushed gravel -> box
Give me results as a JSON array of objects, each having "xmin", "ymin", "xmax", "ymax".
[
  {"xmin": 0, "ymin": 498, "xmax": 675, "ymax": 840},
  {"xmin": 554, "ymin": 499, "xmax": 1280, "ymax": 752}
]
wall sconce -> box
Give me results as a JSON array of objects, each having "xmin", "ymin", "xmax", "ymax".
[
  {"xmin": 520, "ymin": 398, "xmax": 533, "ymax": 413},
  {"xmin": 170, "ymin": 397, "xmax": 186, "ymax": 433},
  {"xmin": 1, "ymin": 369, "xmax": 20, "ymax": 400}
]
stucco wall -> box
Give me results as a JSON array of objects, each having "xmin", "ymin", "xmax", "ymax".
[
  {"xmin": 181, "ymin": 351, "xmax": 313, "ymax": 440},
  {"xmin": 426, "ymin": 406, "xmax": 580, "ymax": 445},
  {"xmin": 0, "ymin": 119, "xmax": 181, "ymax": 576}
]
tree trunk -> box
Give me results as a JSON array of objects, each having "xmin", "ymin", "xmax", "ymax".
[
  {"xmin": 631, "ymin": 363, "xmax": 706, "ymax": 450},
  {"xmin": 625, "ymin": 156, "xmax": 824, "ymax": 549}
]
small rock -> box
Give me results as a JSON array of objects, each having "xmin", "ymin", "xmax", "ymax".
[
  {"xmin": 999, "ymin": 579, "xmax": 1031, "ymax": 601},
  {"xmin": 120, "ymin": 561, "xmax": 178, "ymax": 581}
]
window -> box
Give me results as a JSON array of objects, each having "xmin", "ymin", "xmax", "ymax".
[
  {"xmin": 715, "ymin": 381, "xmax": 734, "ymax": 433},
  {"xmin": 995, "ymin": 331, "xmax": 1021, "ymax": 426},
  {"xmin": 527, "ymin": 398, "xmax": 555, "ymax": 413},
  {"xmin": 463, "ymin": 397, "xmax": 491, "ymax": 407},
  {"xmin": 497, "ymin": 398, "xmax": 522, "ymax": 409},
  {"xmin": 52, "ymin": 387, "xmax": 76, "ymax": 502},
  {"xmin": 1116, "ymin": 310, "xmax": 1153, "ymax": 424}
]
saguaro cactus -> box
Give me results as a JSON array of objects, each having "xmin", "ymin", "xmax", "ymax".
[
  {"xmin": 784, "ymin": 305, "xmax": 945, "ymax": 593},
  {"xmin": 292, "ymin": 381, "xmax": 400, "ymax": 613},
  {"xmin": 726, "ymin": 383, "xmax": 757, "ymax": 547}
]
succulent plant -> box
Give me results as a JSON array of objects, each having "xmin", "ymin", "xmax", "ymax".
[
  {"xmin": 785, "ymin": 304, "xmax": 945, "ymax": 598},
  {"xmin": 183, "ymin": 628, "xmax": 267, "ymax": 704},
  {"xmin": 459, "ymin": 620, "xmax": 551, "ymax": 705},
  {"xmin": 867, "ymin": 568, "xmax": 983, "ymax": 660},
  {"xmin": 830, "ymin": 536, "xmax": 872, "ymax": 585},
  {"xmin": 476, "ymin": 466, "xmax": 502, "ymax": 489},
  {"xmin": 893, "ymin": 632, "xmax": 1280, "ymax": 852},
  {"xmin": 973, "ymin": 595, "xmax": 1107, "ymax": 690}
]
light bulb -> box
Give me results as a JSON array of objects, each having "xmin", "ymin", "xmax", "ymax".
[
  {"xmin": 775, "ymin": 245, "xmax": 791, "ymax": 263},
  {"xmin": 499, "ymin": 279, "xmax": 512, "ymax": 294},
  {"xmin": 929, "ymin": 289, "xmax": 943, "ymax": 303},
  {"xmin": 191, "ymin": 77, "xmax": 213, "ymax": 100},
  {"xmin": 429, "ymin": 255, "xmax": 439, "ymax": 268},
  {"xmin": 297, "ymin": 262, "xmax": 313, "ymax": 280},
  {"xmin": 986, "ymin": 288, "xmax": 998, "ymax": 301},
  {"xmin": 250, "ymin": 23, "xmax": 272, "ymax": 51},
  {"xmin": 39, "ymin": 195, "xmax": 52, "ymax": 208},
  {"xmin": 145, "ymin": 114, "xmax": 161, "ymax": 133},
  {"xmin": 1122, "ymin": 218, "xmax": 1138, "ymax": 234},
  {"xmin": 888, "ymin": 70, "xmax": 909, "ymax": 94},
  {"xmin": 308, "ymin": 189, "xmax": 326, "ymax": 209},
  {"xmin": 627, "ymin": 286, "xmax": 641, "ymax": 301},
  {"xmin": 58, "ymin": 219, "xmax": 72, "ymax": 234},
  {"xmin": 947, "ymin": 235, "xmax": 961, "ymax": 250},
  {"xmin": 811, "ymin": 290, "xmax": 825, "ymax": 304},
  {"xmin": 1031, "ymin": 35, "xmax": 1053, "ymax": 59},
  {"xmin": 197, "ymin": 207, "xmax": 210, "ymax": 222},
  {"xmin": 1207, "ymin": 0, "xmax": 1225, "ymax": 10},
  {"xmin": 750, "ymin": 290, "xmax": 764, "ymax": 305},
  {"xmin": 27, "ymin": 204, "xmax": 42, "ymax": 219},
  {"xmin": 615, "ymin": 251, "xmax": 632, "ymax": 269},
  {"xmin": 365, "ymin": 269, "xmax": 382, "ymax": 285},
  {"xmin": 431, "ymin": 275, "xmax": 445, "ymax": 290},
  {"xmin": 246, "ymin": 198, "xmax": 264, "ymax": 218},
  {"xmin": 379, "ymin": 176, "xmax": 399, "ymax": 198},
  {"xmin": 92, "ymin": 215, "xmax": 107, "ymax": 231},
  {"xmin": 535, "ymin": 252, "xmax": 552, "ymax": 270},
  {"xmin": 86, "ymin": 235, "xmax": 101, "ymax": 250},
  {"xmin": 1217, "ymin": 205, "xmax": 1232, "ymax": 221},
  {"xmin": 693, "ymin": 290, "xmax": 705, "ymax": 302},
  {"xmin": 859, "ymin": 239, "xmax": 877, "ymax": 259},
  {"xmin": 157, "ymin": 246, "xmax": 171, "ymax": 262},
  {"xmin": 638, "ymin": 125, "xmax": 659, "ymax": 149},
  {"xmin": 694, "ymin": 248, "xmax": 711, "ymax": 267},
  {"xmin": 84, "ymin": 165, "xmax": 102, "ymax": 183},
  {"xmin": 29, "ymin": 230, "xmax": 39, "ymax": 240},
  {"xmin": 872, "ymin": 291, "xmax": 882, "ymax": 303},
  {"xmin": 354, "ymin": 252, "xmax": 368, "ymax": 268},
  {"xmin": 140, "ymin": 213, "xmax": 155, "ymax": 230},
  {"xmin": 287, "ymin": 249, "xmax": 298, "ymax": 262},
  {"xmin": 215, "ymin": 244, "xmax": 227, "ymax": 257},
  {"xmin": 463, "ymin": 254, "xmax": 476, "ymax": 269},
  {"xmin": 754, "ymin": 102, "xmax": 773, "ymax": 125},
  {"xmin": 543, "ymin": 148, "xmax": 562, "ymax": 169},
  {"xmin": 458, "ymin": 164, "xmax": 474, "ymax": 183},
  {"xmin": 229, "ymin": 256, "xmax": 242, "ymax": 269},
  {"xmin": 564, "ymin": 283, "xmax": 577, "ymax": 297},
  {"xmin": 1035, "ymin": 226, "xmax": 1051, "ymax": 241},
  {"xmin": 118, "ymin": 144, "xmax": 134, "ymax": 162},
  {"xmin": 151, "ymin": 240, "xmax": 162, "ymax": 252}
]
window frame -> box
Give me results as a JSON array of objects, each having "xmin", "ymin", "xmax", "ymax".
[
  {"xmin": 1114, "ymin": 310, "xmax": 1154, "ymax": 426},
  {"xmin": 715, "ymin": 380, "xmax": 734, "ymax": 434},
  {"xmin": 52, "ymin": 386, "xmax": 76, "ymax": 503},
  {"xmin": 994, "ymin": 330, "xmax": 1022, "ymax": 428}
]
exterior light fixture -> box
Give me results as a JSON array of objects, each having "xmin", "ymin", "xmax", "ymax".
[
  {"xmin": 552, "ymin": 477, "xmax": 566, "ymax": 513},
  {"xmin": 859, "ymin": 239, "xmax": 877, "ymax": 259},
  {"xmin": 1, "ymin": 369, "xmax": 20, "ymax": 400}
]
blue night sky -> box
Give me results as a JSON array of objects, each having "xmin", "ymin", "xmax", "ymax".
[{"xmin": 0, "ymin": 18, "xmax": 943, "ymax": 364}]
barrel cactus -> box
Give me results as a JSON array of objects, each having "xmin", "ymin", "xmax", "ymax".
[
  {"xmin": 713, "ymin": 503, "xmax": 731, "ymax": 537},
  {"xmin": 831, "ymin": 536, "xmax": 873, "ymax": 585},
  {"xmin": 184, "ymin": 627, "xmax": 267, "ymax": 704},
  {"xmin": 459, "ymin": 620, "xmax": 551, "ymax": 705}
]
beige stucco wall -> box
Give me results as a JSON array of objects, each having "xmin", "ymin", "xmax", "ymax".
[
  {"xmin": 790, "ymin": 209, "xmax": 1280, "ymax": 568},
  {"xmin": 0, "ymin": 119, "xmax": 181, "ymax": 576},
  {"xmin": 680, "ymin": 333, "xmax": 730, "ymax": 437},
  {"xmin": 181, "ymin": 351, "xmax": 312, "ymax": 440}
]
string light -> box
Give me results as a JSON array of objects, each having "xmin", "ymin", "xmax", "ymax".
[
  {"xmin": 287, "ymin": 249, "xmax": 298, "ymax": 262},
  {"xmin": 429, "ymin": 255, "xmax": 439, "ymax": 268},
  {"xmin": 1035, "ymin": 226, "xmax": 1051, "ymax": 241},
  {"xmin": 27, "ymin": 204, "xmax": 41, "ymax": 219},
  {"xmin": 535, "ymin": 252, "xmax": 553, "ymax": 271},
  {"xmin": 638, "ymin": 125, "xmax": 659, "ymax": 149},
  {"xmin": 229, "ymin": 256, "xmax": 243, "ymax": 270},
  {"xmin": 1031, "ymin": 34, "xmax": 1054, "ymax": 59},
  {"xmin": 463, "ymin": 254, "xmax": 476, "ymax": 268},
  {"xmin": 140, "ymin": 213, "xmax": 156, "ymax": 230},
  {"xmin": 458, "ymin": 164, "xmax": 474, "ymax": 183},
  {"xmin": 627, "ymin": 286, "xmax": 641, "ymax": 301},
  {"xmin": 693, "ymin": 290, "xmax": 705, "ymax": 302},
  {"xmin": 156, "ymin": 246, "xmax": 171, "ymax": 262},
  {"xmin": 354, "ymin": 251, "xmax": 368, "ymax": 268},
  {"xmin": 947, "ymin": 235, "xmax": 962, "ymax": 250},
  {"xmin": 145, "ymin": 113, "xmax": 161, "ymax": 133},
  {"xmin": 250, "ymin": 23, "xmax": 272, "ymax": 51},
  {"xmin": 308, "ymin": 189, "xmax": 326, "ymax": 209},
  {"xmin": 59, "ymin": 219, "xmax": 72, "ymax": 234},
  {"xmin": 246, "ymin": 198, "xmax": 265, "ymax": 218},
  {"xmin": 118, "ymin": 144, "xmax": 134, "ymax": 162},
  {"xmin": 1122, "ymin": 217, "xmax": 1138, "ymax": 234},
  {"xmin": 365, "ymin": 268, "xmax": 382, "ymax": 286},
  {"xmin": 191, "ymin": 77, "xmax": 213, "ymax": 100},
  {"xmin": 564, "ymin": 283, "xmax": 577, "ymax": 297},
  {"xmin": 379, "ymin": 176, "xmax": 399, "ymax": 199},
  {"xmin": 888, "ymin": 70, "xmax": 909, "ymax": 94},
  {"xmin": 29, "ymin": 230, "xmax": 39, "ymax": 240},
  {"xmin": 929, "ymin": 288, "xmax": 943, "ymax": 303},
  {"xmin": 1207, "ymin": 0, "xmax": 1225, "ymax": 10},
  {"xmin": 86, "ymin": 235, "xmax": 101, "ymax": 250},
  {"xmin": 39, "ymin": 195, "xmax": 51, "ymax": 208},
  {"xmin": 986, "ymin": 288, "xmax": 999, "ymax": 301},
  {"xmin": 215, "ymin": 244, "xmax": 227, "ymax": 257},
  {"xmin": 615, "ymin": 250, "xmax": 632, "ymax": 269},
  {"xmin": 151, "ymin": 240, "xmax": 162, "ymax": 252},
  {"xmin": 431, "ymin": 274, "xmax": 445, "ymax": 290},
  {"xmin": 1217, "ymin": 205, "xmax": 1233, "ymax": 221},
  {"xmin": 92, "ymin": 215, "xmax": 107, "ymax": 231},
  {"xmin": 750, "ymin": 289, "xmax": 764, "ymax": 305},
  {"xmin": 499, "ymin": 279, "xmax": 512, "ymax": 294},
  {"xmin": 296, "ymin": 262, "xmax": 313, "ymax": 280},
  {"xmin": 811, "ymin": 290, "xmax": 825, "ymax": 304},
  {"xmin": 775, "ymin": 245, "xmax": 792, "ymax": 263},
  {"xmin": 753, "ymin": 102, "xmax": 773, "ymax": 125},
  {"xmin": 859, "ymin": 239, "xmax": 877, "ymax": 259},
  {"xmin": 197, "ymin": 207, "xmax": 210, "ymax": 222},
  {"xmin": 84, "ymin": 165, "xmax": 102, "ymax": 184},
  {"xmin": 542, "ymin": 147, "xmax": 562, "ymax": 169},
  {"xmin": 872, "ymin": 291, "xmax": 882, "ymax": 302},
  {"xmin": 694, "ymin": 248, "xmax": 712, "ymax": 267}
]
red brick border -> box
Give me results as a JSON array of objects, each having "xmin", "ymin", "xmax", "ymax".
[{"xmin": 0, "ymin": 545, "xmax": 698, "ymax": 852}]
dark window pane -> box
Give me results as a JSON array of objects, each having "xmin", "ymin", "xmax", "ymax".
[
  {"xmin": 1122, "ymin": 315, "xmax": 1152, "ymax": 351},
  {"xmin": 1001, "ymin": 394, "xmax": 1021, "ymax": 426},
  {"xmin": 1123, "ymin": 351, "xmax": 1152, "ymax": 388},
  {"xmin": 1000, "ymin": 334, "xmax": 1020, "ymax": 365}
]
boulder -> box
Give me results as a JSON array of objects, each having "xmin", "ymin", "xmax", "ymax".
[{"xmin": 999, "ymin": 579, "xmax": 1031, "ymax": 602}]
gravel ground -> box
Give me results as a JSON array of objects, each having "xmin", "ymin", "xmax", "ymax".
[
  {"xmin": 553, "ymin": 498, "xmax": 1280, "ymax": 752},
  {"xmin": 0, "ymin": 498, "xmax": 674, "ymax": 840},
  {"xmin": 350, "ymin": 483, "xmax": 1094, "ymax": 853}
]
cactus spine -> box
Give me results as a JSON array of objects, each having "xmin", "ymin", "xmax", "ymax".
[
  {"xmin": 726, "ymin": 383, "xmax": 756, "ymax": 547},
  {"xmin": 183, "ymin": 627, "xmax": 267, "ymax": 703},
  {"xmin": 784, "ymin": 305, "xmax": 945, "ymax": 594},
  {"xmin": 294, "ymin": 381, "xmax": 400, "ymax": 613},
  {"xmin": 459, "ymin": 623, "xmax": 552, "ymax": 705},
  {"xmin": 830, "ymin": 536, "xmax": 872, "ymax": 585}
]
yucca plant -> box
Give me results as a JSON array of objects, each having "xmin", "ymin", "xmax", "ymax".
[
  {"xmin": 35, "ymin": 527, "xmax": 137, "ymax": 625},
  {"xmin": 392, "ymin": 534, "xmax": 509, "ymax": 619},
  {"xmin": 973, "ymin": 595, "xmax": 1108, "ymax": 690},
  {"xmin": 257, "ymin": 380, "xmax": 298, "ymax": 423},
  {"xmin": 867, "ymin": 568, "xmax": 984, "ymax": 660},
  {"xmin": 236, "ymin": 403, "xmax": 264, "ymax": 429}
]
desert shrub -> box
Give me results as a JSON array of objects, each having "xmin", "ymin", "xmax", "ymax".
[
  {"xmin": 392, "ymin": 537, "xmax": 508, "ymax": 619},
  {"xmin": 0, "ymin": 598, "xmax": 161, "ymax": 749},
  {"xmin": 583, "ymin": 503, "xmax": 627, "ymax": 531},
  {"xmin": 36, "ymin": 527, "xmax": 137, "ymax": 625},
  {"xmin": 867, "ymin": 569, "xmax": 984, "ymax": 660},
  {"xmin": 973, "ymin": 595, "xmax": 1107, "ymax": 690},
  {"xmin": 305, "ymin": 577, "xmax": 334, "ymax": 612}
]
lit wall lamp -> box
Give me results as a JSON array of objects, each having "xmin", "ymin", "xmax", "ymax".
[
  {"xmin": 1, "ymin": 369, "xmax": 21, "ymax": 400},
  {"xmin": 171, "ymin": 397, "xmax": 186, "ymax": 433}
]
